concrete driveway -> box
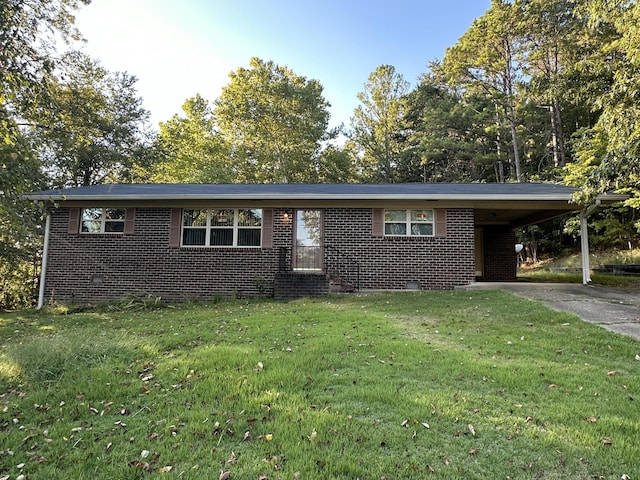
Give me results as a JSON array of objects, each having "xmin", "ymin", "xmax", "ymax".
[{"xmin": 463, "ymin": 282, "xmax": 640, "ymax": 342}]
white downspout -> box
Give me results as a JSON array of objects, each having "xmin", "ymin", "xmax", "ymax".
[
  {"xmin": 580, "ymin": 199, "xmax": 601, "ymax": 286},
  {"xmin": 37, "ymin": 213, "xmax": 51, "ymax": 309}
]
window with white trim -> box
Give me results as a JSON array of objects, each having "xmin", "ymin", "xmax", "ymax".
[
  {"xmin": 384, "ymin": 209, "xmax": 434, "ymax": 236},
  {"xmin": 182, "ymin": 209, "xmax": 262, "ymax": 247},
  {"xmin": 81, "ymin": 208, "xmax": 126, "ymax": 233}
]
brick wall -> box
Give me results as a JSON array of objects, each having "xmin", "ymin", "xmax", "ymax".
[
  {"xmin": 480, "ymin": 226, "xmax": 517, "ymax": 282},
  {"xmin": 45, "ymin": 208, "xmax": 285, "ymax": 305},
  {"xmin": 44, "ymin": 206, "xmax": 477, "ymax": 305},
  {"xmin": 323, "ymin": 208, "xmax": 476, "ymax": 290},
  {"xmin": 273, "ymin": 272, "xmax": 329, "ymax": 299}
]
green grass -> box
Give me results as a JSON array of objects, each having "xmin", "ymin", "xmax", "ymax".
[
  {"xmin": 518, "ymin": 270, "xmax": 640, "ymax": 288},
  {"xmin": 1, "ymin": 292, "xmax": 638, "ymax": 479},
  {"xmin": 531, "ymin": 248, "xmax": 640, "ymax": 269},
  {"xmin": 518, "ymin": 248, "xmax": 640, "ymax": 289}
]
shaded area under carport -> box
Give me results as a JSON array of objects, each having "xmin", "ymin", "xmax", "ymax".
[{"xmin": 461, "ymin": 282, "xmax": 640, "ymax": 342}]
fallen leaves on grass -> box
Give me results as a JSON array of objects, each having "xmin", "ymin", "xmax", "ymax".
[{"xmin": 225, "ymin": 452, "xmax": 238, "ymax": 466}]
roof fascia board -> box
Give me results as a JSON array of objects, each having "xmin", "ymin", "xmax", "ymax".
[
  {"xmin": 38, "ymin": 199, "xmax": 586, "ymax": 211},
  {"xmin": 30, "ymin": 193, "xmax": 581, "ymax": 202}
]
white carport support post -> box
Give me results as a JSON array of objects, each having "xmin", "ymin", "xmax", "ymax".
[
  {"xmin": 37, "ymin": 213, "xmax": 51, "ymax": 309},
  {"xmin": 579, "ymin": 200, "xmax": 601, "ymax": 285},
  {"xmin": 580, "ymin": 210, "xmax": 591, "ymax": 285}
]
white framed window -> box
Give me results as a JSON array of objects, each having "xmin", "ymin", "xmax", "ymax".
[
  {"xmin": 81, "ymin": 208, "xmax": 126, "ymax": 234},
  {"xmin": 384, "ymin": 209, "xmax": 434, "ymax": 236},
  {"xmin": 182, "ymin": 209, "xmax": 262, "ymax": 247}
]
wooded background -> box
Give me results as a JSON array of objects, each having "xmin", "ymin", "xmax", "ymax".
[{"xmin": 2, "ymin": 0, "xmax": 639, "ymax": 308}]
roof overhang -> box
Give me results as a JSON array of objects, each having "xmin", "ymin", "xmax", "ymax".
[{"xmin": 27, "ymin": 183, "xmax": 628, "ymax": 228}]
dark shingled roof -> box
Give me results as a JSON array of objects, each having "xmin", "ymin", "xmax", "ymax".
[{"xmin": 28, "ymin": 182, "xmax": 591, "ymax": 201}]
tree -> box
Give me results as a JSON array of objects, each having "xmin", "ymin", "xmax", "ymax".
[
  {"xmin": 350, "ymin": 65, "xmax": 409, "ymax": 182},
  {"xmin": 1, "ymin": 0, "xmax": 89, "ymax": 308},
  {"xmin": 402, "ymin": 67, "xmax": 498, "ymax": 182},
  {"xmin": 1, "ymin": 0, "xmax": 89, "ymax": 119},
  {"xmin": 565, "ymin": 0, "xmax": 640, "ymax": 213},
  {"xmin": 32, "ymin": 51, "xmax": 150, "ymax": 187},
  {"xmin": 518, "ymin": 0, "xmax": 601, "ymax": 175},
  {"xmin": 150, "ymin": 94, "xmax": 232, "ymax": 183},
  {"xmin": 444, "ymin": 0, "xmax": 525, "ymax": 182},
  {"xmin": 1, "ymin": 0, "xmax": 90, "ymax": 196},
  {"xmin": 215, "ymin": 57, "xmax": 341, "ymax": 183}
]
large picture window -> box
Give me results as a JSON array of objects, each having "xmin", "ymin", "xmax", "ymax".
[
  {"xmin": 182, "ymin": 209, "xmax": 262, "ymax": 247},
  {"xmin": 384, "ymin": 209, "xmax": 434, "ymax": 236},
  {"xmin": 81, "ymin": 208, "xmax": 126, "ymax": 233}
]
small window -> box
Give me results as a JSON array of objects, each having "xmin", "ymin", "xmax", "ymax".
[
  {"xmin": 182, "ymin": 209, "xmax": 262, "ymax": 247},
  {"xmin": 81, "ymin": 208, "xmax": 125, "ymax": 234},
  {"xmin": 384, "ymin": 209, "xmax": 434, "ymax": 237}
]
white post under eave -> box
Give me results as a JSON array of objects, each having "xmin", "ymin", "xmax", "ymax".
[
  {"xmin": 580, "ymin": 200, "xmax": 602, "ymax": 285},
  {"xmin": 37, "ymin": 213, "xmax": 51, "ymax": 309},
  {"xmin": 580, "ymin": 210, "xmax": 591, "ymax": 284}
]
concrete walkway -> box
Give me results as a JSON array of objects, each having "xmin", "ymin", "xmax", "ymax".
[{"xmin": 462, "ymin": 282, "xmax": 640, "ymax": 342}]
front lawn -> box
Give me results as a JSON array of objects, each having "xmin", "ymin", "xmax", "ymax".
[{"xmin": 1, "ymin": 292, "xmax": 638, "ymax": 479}]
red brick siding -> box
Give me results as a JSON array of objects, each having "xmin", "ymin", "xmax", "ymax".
[
  {"xmin": 323, "ymin": 208, "xmax": 476, "ymax": 290},
  {"xmin": 480, "ymin": 226, "xmax": 517, "ymax": 282},
  {"xmin": 45, "ymin": 208, "xmax": 285, "ymax": 304},
  {"xmin": 44, "ymin": 206, "xmax": 477, "ymax": 304}
]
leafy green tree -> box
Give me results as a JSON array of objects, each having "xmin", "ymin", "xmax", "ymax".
[
  {"xmin": 519, "ymin": 0, "xmax": 574, "ymax": 168},
  {"xmin": 350, "ymin": 65, "xmax": 409, "ymax": 182},
  {"xmin": 312, "ymin": 141, "xmax": 356, "ymax": 183},
  {"xmin": 32, "ymin": 51, "xmax": 150, "ymax": 187},
  {"xmin": 444, "ymin": 0, "xmax": 525, "ymax": 182},
  {"xmin": 565, "ymin": 1, "xmax": 640, "ymax": 212},
  {"xmin": 215, "ymin": 57, "xmax": 342, "ymax": 183},
  {"xmin": 1, "ymin": 0, "xmax": 88, "ymax": 308},
  {"xmin": 150, "ymin": 94, "xmax": 232, "ymax": 183},
  {"xmin": 518, "ymin": 0, "xmax": 605, "ymax": 178},
  {"xmin": 402, "ymin": 68, "xmax": 498, "ymax": 182}
]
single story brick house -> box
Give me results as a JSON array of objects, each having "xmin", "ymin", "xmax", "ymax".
[{"xmin": 27, "ymin": 183, "xmax": 624, "ymax": 305}]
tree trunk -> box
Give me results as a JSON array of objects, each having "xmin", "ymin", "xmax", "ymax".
[
  {"xmin": 549, "ymin": 98, "xmax": 566, "ymax": 167},
  {"xmin": 494, "ymin": 161, "xmax": 505, "ymax": 183},
  {"xmin": 506, "ymin": 102, "xmax": 522, "ymax": 182},
  {"xmin": 494, "ymin": 103, "xmax": 505, "ymax": 182}
]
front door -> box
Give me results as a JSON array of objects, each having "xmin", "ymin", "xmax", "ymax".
[{"xmin": 293, "ymin": 210, "xmax": 323, "ymax": 271}]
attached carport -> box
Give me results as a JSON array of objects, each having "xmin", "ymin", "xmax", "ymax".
[{"xmin": 470, "ymin": 185, "xmax": 627, "ymax": 284}]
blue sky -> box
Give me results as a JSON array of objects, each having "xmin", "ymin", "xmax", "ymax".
[{"xmin": 74, "ymin": 0, "xmax": 491, "ymax": 129}]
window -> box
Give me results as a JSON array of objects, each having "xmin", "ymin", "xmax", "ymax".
[
  {"xmin": 182, "ymin": 209, "xmax": 262, "ymax": 247},
  {"xmin": 384, "ymin": 209, "xmax": 434, "ymax": 236},
  {"xmin": 81, "ymin": 208, "xmax": 126, "ymax": 233}
]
